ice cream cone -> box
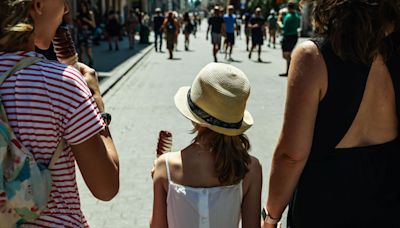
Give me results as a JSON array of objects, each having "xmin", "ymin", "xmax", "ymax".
[
  {"xmin": 53, "ymin": 26, "xmax": 79, "ymax": 69},
  {"xmin": 156, "ymin": 130, "xmax": 173, "ymax": 156}
]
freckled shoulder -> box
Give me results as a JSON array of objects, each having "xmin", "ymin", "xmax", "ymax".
[{"xmin": 290, "ymin": 40, "xmax": 327, "ymax": 89}]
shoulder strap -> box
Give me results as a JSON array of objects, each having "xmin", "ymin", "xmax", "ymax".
[
  {"xmin": 0, "ymin": 57, "xmax": 42, "ymax": 85},
  {"xmin": 239, "ymin": 180, "xmax": 243, "ymax": 200},
  {"xmin": 0, "ymin": 57, "xmax": 42, "ymax": 123},
  {"xmin": 165, "ymin": 153, "xmax": 172, "ymax": 183},
  {"xmin": 0, "ymin": 56, "xmax": 63, "ymax": 168}
]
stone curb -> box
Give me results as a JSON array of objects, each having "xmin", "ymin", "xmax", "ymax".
[{"xmin": 99, "ymin": 45, "xmax": 154, "ymax": 96}]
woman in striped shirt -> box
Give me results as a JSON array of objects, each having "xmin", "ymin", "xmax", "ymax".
[{"xmin": 0, "ymin": 0, "xmax": 120, "ymax": 227}]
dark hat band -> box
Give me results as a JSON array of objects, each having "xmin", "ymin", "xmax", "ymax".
[{"xmin": 187, "ymin": 89, "xmax": 243, "ymax": 129}]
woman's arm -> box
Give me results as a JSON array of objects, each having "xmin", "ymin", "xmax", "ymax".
[
  {"xmin": 242, "ymin": 157, "xmax": 263, "ymax": 228},
  {"xmin": 69, "ymin": 64, "xmax": 119, "ymax": 201},
  {"xmin": 71, "ymin": 128, "xmax": 119, "ymax": 201},
  {"xmin": 264, "ymin": 41, "xmax": 327, "ymax": 225},
  {"xmin": 150, "ymin": 155, "xmax": 169, "ymax": 228}
]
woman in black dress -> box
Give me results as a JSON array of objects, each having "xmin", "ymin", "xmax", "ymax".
[
  {"xmin": 106, "ymin": 10, "xmax": 120, "ymax": 51},
  {"xmin": 77, "ymin": 1, "xmax": 96, "ymax": 67},
  {"xmin": 182, "ymin": 12, "xmax": 193, "ymax": 51},
  {"xmin": 263, "ymin": 1, "xmax": 400, "ymax": 227}
]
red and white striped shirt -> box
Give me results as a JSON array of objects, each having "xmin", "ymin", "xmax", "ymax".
[{"xmin": 0, "ymin": 51, "xmax": 105, "ymax": 227}]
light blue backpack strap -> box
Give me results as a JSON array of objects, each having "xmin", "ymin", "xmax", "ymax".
[
  {"xmin": 0, "ymin": 56, "xmax": 65, "ymax": 168},
  {"xmin": 0, "ymin": 57, "xmax": 42, "ymax": 85},
  {"xmin": 0, "ymin": 56, "xmax": 64, "ymax": 168},
  {"xmin": 0, "ymin": 57, "xmax": 42, "ymax": 123}
]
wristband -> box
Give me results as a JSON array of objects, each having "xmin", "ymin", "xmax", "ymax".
[{"xmin": 262, "ymin": 208, "xmax": 280, "ymax": 225}]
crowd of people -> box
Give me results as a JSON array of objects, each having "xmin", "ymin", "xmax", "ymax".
[
  {"xmin": 52, "ymin": 1, "xmax": 155, "ymax": 67},
  {"xmin": 150, "ymin": 4, "xmax": 300, "ymax": 76},
  {"xmin": 56, "ymin": 2, "xmax": 299, "ymax": 72},
  {"xmin": 1, "ymin": 0, "xmax": 400, "ymax": 228},
  {"xmin": 152, "ymin": 9, "xmax": 202, "ymax": 59},
  {"xmin": 206, "ymin": 3, "xmax": 300, "ymax": 75}
]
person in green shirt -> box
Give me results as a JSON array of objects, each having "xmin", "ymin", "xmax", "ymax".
[{"xmin": 279, "ymin": 2, "xmax": 301, "ymax": 77}]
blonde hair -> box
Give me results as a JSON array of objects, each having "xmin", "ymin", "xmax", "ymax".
[
  {"xmin": 192, "ymin": 125, "xmax": 251, "ymax": 184},
  {"xmin": 0, "ymin": 0, "xmax": 35, "ymax": 51}
]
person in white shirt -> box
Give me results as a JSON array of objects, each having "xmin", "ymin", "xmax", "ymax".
[{"xmin": 151, "ymin": 62, "xmax": 262, "ymax": 228}]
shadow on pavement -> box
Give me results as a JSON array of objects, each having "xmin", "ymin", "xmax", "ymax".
[
  {"xmin": 253, "ymin": 60, "xmax": 272, "ymax": 64},
  {"xmin": 169, "ymin": 57, "xmax": 182, "ymax": 61},
  {"xmin": 92, "ymin": 38, "xmax": 150, "ymax": 73}
]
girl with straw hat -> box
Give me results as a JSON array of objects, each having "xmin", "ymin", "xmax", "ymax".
[{"xmin": 151, "ymin": 62, "xmax": 262, "ymax": 228}]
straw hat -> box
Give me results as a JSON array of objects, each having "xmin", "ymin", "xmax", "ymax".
[{"xmin": 174, "ymin": 63, "xmax": 253, "ymax": 136}]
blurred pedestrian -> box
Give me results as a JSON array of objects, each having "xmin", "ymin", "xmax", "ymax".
[
  {"xmin": 248, "ymin": 7, "xmax": 266, "ymax": 62},
  {"xmin": 242, "ymin": 12, "xmax": 251, "ymax": 51},
  {"xmin": 0, "ymin": 0, "xmax": 119, "ymax": 226},
  {"xmin": 153, "ymin": 8, "xmax": 165, "ymax": 52},
  {"xmin": 173, "ymin": 11, "xmax": 181, "ymax": 51},
  {"xmin": 125, "ymin": 9, "xmax": 139, "ymax": 49},
  {"xmin": 151, "ymin": 62, "xmax": 262, "ymax": 228},
  {"xmin": 192, "ymin": 14, "xmax": 199, "ymax": 38},
  {"xmin": 236, "ymin": 13, "xmax": 242, "ymax": 39},
  {"xmin": 223, "ymin": 5, "xmax": 237, "ymax": 61},
  {"xmin": 278, "ymin": 2, "xmax": 301, "ymax": 77},
  {"xmin": 106, "ymin": 10, "xmax": 120, "ymax": 51},
  {"xmin": 116, "ymin": 11, "xmax": 123, "ymax": 41},
  {"xmin": 197, "ymin": 12, "xmax": 202, "ymax": 30},
  {"xmin": 140, "ymin": 12, "xmax": 151, "ymax": 44},
  {"xmin": 264, "ymin": 0, "xmax": 400, "ymax": 227},
  {"xmin": 206, "ymin": 6, "xmax": 225, "ymax": 62},
  {"xmin": 182, "ymin": 12, "xmax": 194, "ymax": 51},
  {"xmin": 267, "ymin": 10, "xmax": 278, "ymax": 49},
  {"xmin": 162, "ymin": 11, "xmax": 179, "ymax": 59},
  {"xmin": 77, "ymin": 1, "xmax": 96, "ymax": 67}
]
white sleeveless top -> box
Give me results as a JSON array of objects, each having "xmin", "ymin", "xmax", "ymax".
[{"xmin": 165, "ymin": 154, "xmax": 243, "ymax": 228}]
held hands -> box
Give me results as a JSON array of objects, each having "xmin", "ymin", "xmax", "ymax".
[
  {"xmin": 261, "ymin": 221, "xmax": 281, "ymax": 228},
  {"xmin": 78, "ymin": 62, "xmax": 105, "ymax": 113}
]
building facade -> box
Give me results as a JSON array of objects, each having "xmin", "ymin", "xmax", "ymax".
[{"xmin": 69, "ymin": 0, "xmax": 147, "ymax": 22}]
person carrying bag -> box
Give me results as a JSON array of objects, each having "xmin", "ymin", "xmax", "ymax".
[{"xmin": 0, "ymin": 57, "xmax": 64, "ymax": 227}]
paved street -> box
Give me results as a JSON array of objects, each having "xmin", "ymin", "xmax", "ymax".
[{"xmin": 77, "ymin": 24, "xmax": 305, "ymax": 227}]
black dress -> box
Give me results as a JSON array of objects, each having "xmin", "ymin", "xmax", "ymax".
[{"xmin": 287, "ymin": 32, "xmax": 400, "ymax": 227}]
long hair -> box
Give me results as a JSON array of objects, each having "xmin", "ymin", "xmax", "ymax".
[
  {"xmin": 183, "ymin": 12, "xmax": 190, "ymax": 22},
  {"xmin": 192, "ymin": 125, "xmax": 251, "ymax": 184},
  {"xmin": 0, "ymin": 0, "xmax": 34, "ymax": 51},
  {"xmin": 79, "ymin": 1, "xmax": 91, "ymax": 16},
  {"xmin": 301, "ymin": 0, "xmax": 400, "ymax": 64}
]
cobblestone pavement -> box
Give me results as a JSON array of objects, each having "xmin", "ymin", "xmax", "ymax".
[{"xmin": 77, "ymin": 23, "xmax": 306, "ymax": 227}]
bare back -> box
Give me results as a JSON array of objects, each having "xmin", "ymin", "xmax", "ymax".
[{"xmin": 335, "ymin": 55, "xmax": 398, "ymax": 148}]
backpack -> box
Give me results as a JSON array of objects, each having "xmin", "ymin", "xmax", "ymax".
[
  {"xmin": 268, "ymin": 16, "xmax": 277, "ymax": 29},
  {"xmin": 166, "ymin": 20, "xmax": 176, "ymax": 33},
  {"xmin": 0, "ymin": 57, "xmax": 64, "ymax": 228}
]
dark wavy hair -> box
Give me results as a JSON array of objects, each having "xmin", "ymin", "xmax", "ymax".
[
  {"xmin": 192, "ymin": 125, "xmax": 251, "ymax": 184},
  {"xmin": 0, "ymin": 0, "xmax": 34, "ymax": 51},
  {"xmin": 301, "ymin": 0, "xmax": 400, "ymax": 64}
]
